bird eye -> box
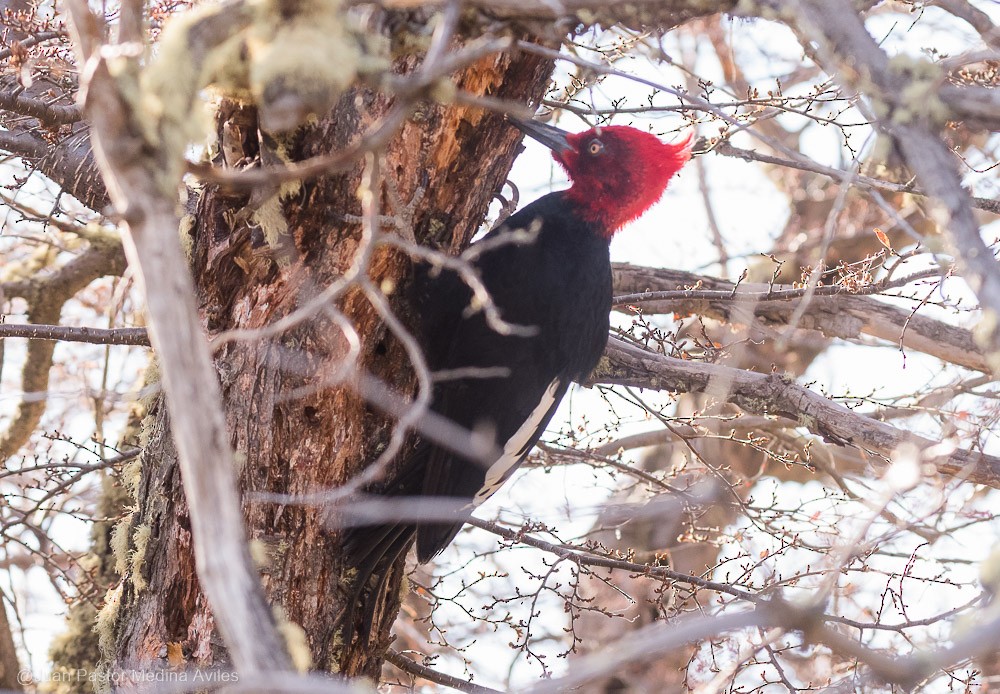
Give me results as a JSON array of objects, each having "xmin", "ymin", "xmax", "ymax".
[{"xmin": 587, "ymin": 139, "xmax": 604, "ymax": 156}]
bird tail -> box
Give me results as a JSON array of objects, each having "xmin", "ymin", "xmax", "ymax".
[
  {"xmin": 338, "ymin": 523, "xmax": 414, "ymax": 646},
  {"xmin": 336, "ymin": 444, "xmax": 428, "ymax": 644}
]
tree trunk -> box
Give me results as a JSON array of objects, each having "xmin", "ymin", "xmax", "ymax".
[
  {"xmin": 0, "ymin": 597, "xmax": 22, "ymax": 692},
  {"xmin": 102, "ymin": 19, "xmax": 553, "ymax": 680}
]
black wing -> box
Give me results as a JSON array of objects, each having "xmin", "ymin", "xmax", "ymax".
[
  {"xmin": 338, "ymin": 193, "xmax": 611, "ymax": 638},
  {"xmin": 412, "ymin": 196, "xmax": 612, "ymax": 560}
]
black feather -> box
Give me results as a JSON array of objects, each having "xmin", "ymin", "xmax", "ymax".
[{"xmin": 339, "ymin": 192, "xmax": 613, "ymax": 637}]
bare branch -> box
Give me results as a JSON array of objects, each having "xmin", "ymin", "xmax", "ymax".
[
  {"xmin": 529, "ymin": 590, "xmax": 1000, "ymax": 693},
  {"xmin": 595, "ymin": 337, "xmax": 1000, "ymax": 488},
  {"xmin": 712, "ymin": 140, "xmax": 1000, "ymax": 216},
  {"xmin": 927, "ymin": 0, "xmax": 1000, "ymax": 47},
  {"xmin": 0, "ymin": 323, "xmax": 149, "ymax": 345},
  {"xmin": 785, "ymin": 0, "xmax": 1000, "ymax": 361},
  {"xmin": 385, "ymin": 648, "xmax": 503, "ymax": 694},
  {"xmin": 0, "ymin": 595, "xmax": 22, "ymax": 692},
  {"xmin": 64, "ymin": 0, "xmax": 292, "ymax": 675},
  {"xmin": 0, "ymin": 127, "xmax": 109, "ymax": 210},
  {"xmin": 0, "ymin": 243, "xmax": 127, "ymax": 459},
  {"xmin": 0, "ymin": 80, "xmax": 81, "ymax": 124},
  {"xmin": 612, "ymin": 263, "xmax": 990, "ymax": 374},
  {"xmin": 0, "ymin": 30, "xmax": 64, "ymax": 61},
  {"xmin": 527, "ymin": 608, "xmax": 771, "ymax": 694},
  {"xmin": 363, "ymin": 0, "xmax": 738, "ymax": 28}
]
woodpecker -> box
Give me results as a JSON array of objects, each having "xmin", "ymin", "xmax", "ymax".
[{"xmin": 342, "ymin": 118, "xmax": 692, "ymax": 636}]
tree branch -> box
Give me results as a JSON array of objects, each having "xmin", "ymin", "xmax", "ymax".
[
  {"xmin": 712, "ymin": 140, "xmax": 1000, "ymax": 216},
  {"xmin": 0, "ymin": 243, "xmax": 127, "ymax": 459},
  {"xmin": 0, "ymin": 126, "xmax": 108, "ymax": 210},
  {"xmin": 0, "ymin": 30, "xmax": 64, "ymax": 61},
  {"xmin": 368, "ymin": 0, "xmax": 737, "ymax": 28},
  {"xmin": 64, "ymin": 0, "xmax": 292, "ymax": 675},
  {"xmin": 612, "ymin": 263, "xmax": 991, "ymax": 374},
  {"xmin": 0, "ymin": 594, "xmax": 22, "ymax": 692},
  {"xmin": 927, "ymin": 0, "xmax": 1000, "ymax": 47},
  {"xmin": 0, "ymin": 80, "xmax": 81, "ymax": 125},
  {"xmin": 784, "ymin": 0, "xmax": 1000, "ymax": 363},
  {"xmin": 594, "ymin": 337, "xmax": 1000, "ymax": 489},
  {"xmin": 0, "ymin": 324, "xmax": 149, "ymax": 346},
  {"xmin": 527, "ymin": 591, "xmax": 1000, "ymax": 692},
  {"xmin": 385, "ymin": 649, "xmax": 503, "ymax": 694}
]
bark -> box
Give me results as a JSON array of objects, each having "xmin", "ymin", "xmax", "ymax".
[
  {"xmin": 104, "ymin": 27, "xmax": 553, "ymax": 681},
  {"xmin": 0, "ymin": 596, "xmax": 22, "ymax": 692},
  {"xmin": 0, "ymin": 128, "xmax": 108, "ymax": 210}
]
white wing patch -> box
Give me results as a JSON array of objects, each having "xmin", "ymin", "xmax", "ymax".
[{"xmin": 473, "ymin": 378, "xmax": 563, "ymax": 507}]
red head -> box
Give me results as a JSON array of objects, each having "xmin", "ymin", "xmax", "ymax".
[{"xmin": 512, "ymin": 119, "xmax": 692, "ymax": 236}]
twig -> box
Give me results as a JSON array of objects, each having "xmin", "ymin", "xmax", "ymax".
[
  {"xmin": 597, "ymin": 337, "xmax": 1000, "ymax": 488},
  {"xmin": 467, "ymin": 516, "xmax": 760, "ymax": 603},
  {"xmin": 0, "ymin": 30, "xmax": 65, "ymax": 61},
  {"xmin": 713, "ymin": 140, "xmax": 1000, "ymax": 216},
  {"xmin": 385, "ymin": 648, "xmax": 503, "ymax": 694},
  {"xmin": 612, "ymin": 263, "xmax": 989, "ymax": 374},
  {"xmin": 0, "ymin": 88, "xmax": 81, "ymax": 125},
  {"xmin": 788, "ymin": 0, "xmax": 1000, "ymax": 356},
  {"xmin": 0, "ymin": 323, "xmax": 150, "ymax": 346}
]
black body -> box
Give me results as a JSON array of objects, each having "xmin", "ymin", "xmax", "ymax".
[{"xmin": 342, "ymin": 191, "xmax": 613, "ymax": 630}]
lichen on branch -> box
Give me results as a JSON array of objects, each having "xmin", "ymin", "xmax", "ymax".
[{"xmin": 139, "ymin": 0, "xmax": 386, "ymax": 190}]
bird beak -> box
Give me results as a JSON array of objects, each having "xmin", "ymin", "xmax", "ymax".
[{"xmin": 509, "ymin": 118, "xmax": 573, "ymax": 155}]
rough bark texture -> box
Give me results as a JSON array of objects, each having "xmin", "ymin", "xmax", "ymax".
[
  {"xmin": 104, "ymin": 26, "xmax": 553, "ymax": 680},
  {"xmin": 0, "ymin": 0, "xmax": 106, "ymax": 211},
  {"xmin": 0, "ymin": 597, "xmax": 21, "ymax": 692}
]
